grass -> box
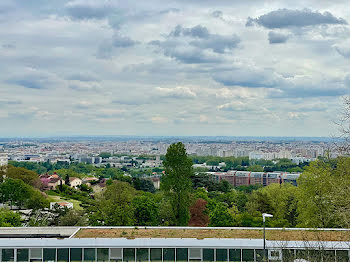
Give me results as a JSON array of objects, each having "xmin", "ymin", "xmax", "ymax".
[
  {"xmin": 74, "ymin": 228, "xmax": 350, "ymax": 241},
  {"xmin": 48, "ymin": 195, "xmax": 83, "ymax": 210}
]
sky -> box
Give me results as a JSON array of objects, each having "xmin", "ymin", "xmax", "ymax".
[{"xmin": 0, "ymin": 0, "xmax": 350, "ymax": 137}]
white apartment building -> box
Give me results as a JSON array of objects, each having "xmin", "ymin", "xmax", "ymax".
[{"xmin": 0, "ymin": 153, "xmax": 8, "ymax": 167}]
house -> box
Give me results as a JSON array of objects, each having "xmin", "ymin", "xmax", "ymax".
[
  {"xmin": 69, "ymin": 177, "xmax": 82, "ymax": 189},
  {"xmin": 50, "ymin": 201, "xmax": 74, "ymax": 209},
  {"xmin": 82, "ymin": 177, "xmax": 99, "ymax": 187},
  {"xmin": 39, "ymin": 173, "xmax": 65, "ymax": 190}
]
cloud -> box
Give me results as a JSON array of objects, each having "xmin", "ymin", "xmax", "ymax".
[
  {"xmin": 113, "ymin": 34, "xmax": 139, "ymax": 48},
  {"xmin": 67, "ymin": 73, "xmax": 99, "ymax": 82},
  {"xmin": 169, "ymin": 25, "xmax": 240, "ymax": 53},
  {"xmin": 268, "ymin": 31, "xmax": 289, "ymax": 44},
  {"xmin": 217, "ymin": 101, "xmax": 257, "ymax": 112},
  {"xmin": 170, "ymin": 25, "xmax": 210, "ymax": 38},
  {"xmin": 150, "ymin": 25, "xmax": 240, "ymax": 63},
  {"xmin": 246, "ymin": 9, "xmax": 347, "ymax": 29},
  {"xmin": 212, "ymin": 10, "xmax": 223, "ymax": 18},
  {"xmin": 0, "ymin": 99, "xmax": 21, "ymax": 106},
  {"xmin": 151, "ymin": 116, "xmax": 168, "ymax": 124},
  {"xmin": 150, "ymin": 40, "xmax": 222, "ymax": 64},
  {"xmin": 155, "ymin": 86, "xmax": 197, "ymax": 99},
  {"xmin": 334, "ymin": 41, "xmax": 350, "ymax": 58},
  {"xmin": 65, "ymin": 0, "xmax": 115, "ymax": 20},
  {"xmin": 213, "ymin": 68, "xmax": 280, "ymax": 88},
  {"xmin": 7, "ymin": 68, "xmax": 63, "ymax": 89}
]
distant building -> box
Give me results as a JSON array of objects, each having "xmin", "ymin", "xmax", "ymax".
[
  {"xmin": 69, "ymin": 177, "xmax": 82, "ymax": 189},
  {"xmin": 0, "ymin": 153, "xmax": 8, "ymax": 167},
  {"xmin": 50, "ymin": 201, "xmax": 73, "ymax": 209}
]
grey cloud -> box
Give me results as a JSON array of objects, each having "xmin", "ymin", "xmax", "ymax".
[
  {"xmin": 247, "ymin": 9, "xmax": 347, "ymax": 29},
  {"xmin": 213, "ymin": 68, "xmax": 278, "ymax": 88},
  {"xmin": 212, "ymin": 10, "xmax": 223, "ymax": 18},
  {"xmin": 334, "ymin": 44, "xmax": 350, "ymax": 58},
  {"xmin": 163, "ymin": 46, "xmax": 221, "ymax": 64},
  {"xmin": 65, "ymin": 0, "xmax": 115, "ymax": 20},
  {"xmin": 113, "ymin": 34, "xmax": 139, "ymax": 48},
  {"xmin": 268, "ymin": 31, "xmax": 289, "ymax": 44},
  {"xmin": 7, "ymin": 70, "xmax": 62, "ymax": 89},
  {"xmin": 151, "ymin": 25, "xmax": 240, "ymax": 63},
  {"xmin": 67, "ymin": 73, "xmax": 99, "ymax": 82},
  {"xmin": 345, "ymin": 75, "xmax": 350, "ymax": 87},
  {"xmin": 0, "ymin": 99, "xmax": 21, "ymax": 106},
  {"xmin": 170, "ymin": 25, "xmax": 210, "ymax": 38}
]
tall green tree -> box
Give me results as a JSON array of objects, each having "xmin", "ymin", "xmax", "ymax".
[
  {"xmin": 91, "ymin": 181, "xmax": 135, "ymax": 226},
  {"xmin": 162, "ymin": 142, "xmax": 193, "ymax": 225},
  {"xmin": 133, "ymin": 193, "xmax": 159, "ymax": 226}
]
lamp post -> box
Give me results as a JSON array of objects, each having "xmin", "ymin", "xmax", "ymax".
[{"xmin": 262, "ymin": 213, "xmax": 273, "ymax": 261}]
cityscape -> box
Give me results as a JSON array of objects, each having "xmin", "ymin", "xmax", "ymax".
[{"xmin": 1, "ymin": 0, "xmax": 350, "ymax": 261}]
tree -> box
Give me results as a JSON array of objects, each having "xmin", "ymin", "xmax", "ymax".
[
  {"xmin": 162, "ymin": 142, "xmax": 193, "ymax": 226},
  {"xmin": 297, "ymin": 160, "xmax": 337, "ymax": 228},
  {"xmin": 209, "ymin": 202, "xmax": 235, "ymax": 227},
  {"xmin": 0, "ymin": 208, "xmax": 22, "ymax": 227},
  {"xmin": 0, "ymin": 179, "xmax": 49, "ymax": 209},
  {"xmin": 59, "ymin": 209, "xmax": 87, "ymax": 226},
  {"xmin": 133, "ymin": 194, "xmax": 159, "ymax": 226},
  {"xmin": 6, "ymin": 165, "xmax": 42, "ymax": 189},
  {"xmin": 99, "ymin": 152, "xmax": 112, "ymax": 159},
  {"xmin": 91, "ymin": 181, "xmax": 135, "ymax": 226},
  {"xmin": 188, "ymin": 198, "xmax": 209, "ymax": 227}
]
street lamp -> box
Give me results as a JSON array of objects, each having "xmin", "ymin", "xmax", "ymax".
[{"xmin": 262, "ymin": 213, "xmax": 273, "ymax": 261}]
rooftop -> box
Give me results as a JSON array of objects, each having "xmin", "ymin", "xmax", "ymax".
[{"xmin": 73, "ymin": 227, "xmax": 350, "ymax": 242}]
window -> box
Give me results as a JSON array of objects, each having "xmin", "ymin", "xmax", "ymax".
[
  {"xmin": 84, "ymin": 249, "xmax": 96, "ymax": 262},
  {"xmin": 97, "ymin": 249, "xmax": 109, "ymax": 262},
  {"xmin": 203, "ymin": 249, "xmax": 214, "ymax": 262},
  {"xmin": 189, "ymin": 248, "xmax": 201, "ymax": 261},
  {"xmin": 70, "ymin": 248, "xmax": 82, "ymax": 262},
  {"xmin": 44, "ymin": 249, "xmax": 56, "ymax": 262},
  {"xmin": 57, "ymin": 248, "xmax": 69, "ymax": 262},
  {"xmin": 268, "ymin": 249, "xmax": 281, "ymax": 261},
  {"xmin": 177, "ymin": 248, "xmax": 188, "ymax": 262},
  {"xmin": 110, "ymin": 248, "xmax": 122, "ymax": 262},
  {"xmin": 30, "ymin": 249, "xmax": 42, "ymax": 262},
  {"xmin": 229, "ymin": 249, "xmax": 241, "ymax": 262},
  {"xmin": 150, "ymin": 249, "xmax": 162, "ymax": 262},
  {"xmin": 255, "ymin": 250, "xmax": 263, "ymax": 262},
  {"xmin": 281, "ymin": 249, "xmax": 294, "ymax": 261},
  {"xmin": 216, "ymin": 249, "xmax": 227, "ymax": 262},
  {"xmin": 163, "ymin": 249, "xmax": 175, "ymax": 262},
  {"xmin": 336, "ymin": 250, "xmax": 349, "ymax": 262},
  {"xmin": 123, "ymin": 248, "xmax": 135, "ymax": 262},
  {"xmin": 2, "ymin": 249, "xmax": 14, "ymax": 262},
  {"xmin": 17, "ymin": 249, "xmax": 29, "ymax": 262},
  {"xmin": 242, "ymin": 249, "xmax": 254, "ymax": 262},
  {"xmin": 137, "ymin": 249, "xmax": 149, "ymax": 262},
  {"xmin": 295, "ymin": 249, "xmax": 308, "ymax": 260}
]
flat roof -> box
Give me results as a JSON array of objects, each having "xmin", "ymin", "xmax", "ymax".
[
  {"xmin": 74, "ymin": 227, "xmax": 350, "ymax": 242},
  {"xmin": 0, "ymin": 238, "xmax": 349, "ymax": 250}
]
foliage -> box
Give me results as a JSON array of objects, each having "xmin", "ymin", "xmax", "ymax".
[
  {"xmin": 59, "ymin": 209, "xmax": 88, "ymax": 226},
  {"xmin": 90, "ymin": 181, "xmax": 136, "ymax": 226},
  {"xmin": 132, "ymin": 178, "xmax": 156, "ymax": 193},
  {"xmin": 0, "ymin": 208, "xmax": 22, "ymax": 227},
  {"xmin": 0, "ymin": 178, "xmax": 49, "ymax": 209},
  {"xmin": 99, "ymin": 152, "xmax": 112, "ymax": 159},
  {"xmin": 188, "ymin": 198, "xmax": 209, "ymax": 227},
  {"xmin": 133, "ymin": 193, "xmax": 159, "ymax": 226},
  {"xmin": 162, "ymin": 142, "xmax": 193, "ymax": 226},
  {"xmin": 6, "ymin": 165, "xmax": 42, "ymax": 188},
  {"xmin": 209, "ymin": 202, "xmax": 235, "ymax": 227}
]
